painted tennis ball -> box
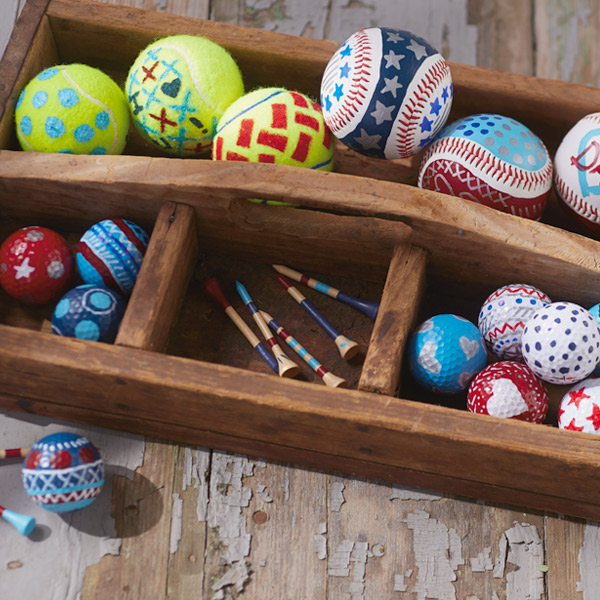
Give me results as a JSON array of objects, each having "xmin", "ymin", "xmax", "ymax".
[
  {"xmin": 15, "ymin": 64, "xmax": 130, "ymax": 155},
  {"xmin": 125, "ymin": 34, "xmax": 244, "ymax": 156},
  {"xmin": 213, "ymin": 87, "xmax": 334, "ymax": 171}
]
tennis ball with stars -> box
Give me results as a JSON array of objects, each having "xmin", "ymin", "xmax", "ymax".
[
  {"xmin": 15, "ymin": 64, "xmax": 130, "ymax": 155},
  {"xmin": 125, "ymin": 35, "xmax": 244, "ymax": 157},
  {"xmin": 320, "ymin": 27, "xmax": 453, "ymax": 159}
]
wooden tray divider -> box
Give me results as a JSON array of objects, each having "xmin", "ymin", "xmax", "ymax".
[
  {"xmin": 115, "ymin": 201, "xmax": 198, "ymax": 353},
  {"xmin": 358, "ymin": 244, "xmax": 428, "ymax": 396}
]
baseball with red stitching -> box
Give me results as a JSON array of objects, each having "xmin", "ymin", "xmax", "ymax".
[
  {"xmin": 417, "ymin": 113, "xmax": 552, "ymax": 220},
  {"xmin": 320, "ymin": 27, "xmax": 453, "ymax": 159},
  {"xmin": 554, "ymin": 112, "xmax": 600, "ymax": 234}
]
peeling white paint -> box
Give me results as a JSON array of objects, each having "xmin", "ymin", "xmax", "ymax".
[
  {"xmin": 210, "ymin": 560, "xmax": 251, "ymax": 595},
  {"xmin": 470, "ymin": 546, "xmax": 493, "ymax": 572},
  {"xmin": 389, "ymin": 484, "xmax": 443, "ymax": 502},
  {"xmin": 329, "ymin": 481, "xmax": 345, "ymax": 512},
  {"xmin": 182, "ymin": 447, "xmax": 210, "ymax": 522},
  {"xmin": 256, "ymin": 484, "xmax": 273, "ymax": 503},
  {"xmin": 328, "ymin": 539, "xmax": 354, "ymax": 577},
  {"xmin": 577, "ymin": 521, "xmax": 600, "ymax": 598},
  {"xmin": 496, "ymin": 522, "xmax": 544, "ymax": 600},
  {"xmin": 315, "ymin": 522, "xmax": 327, "ymax": 560},
  {"xmin": 283, "ymin": 471, "xmax": 290, "ymax": 502},
  {"xmin": 404, "ymin": 508, "xmax": 464, "ymax": 600},
  {"xmin": 170, "ymin": 493, "xmax": 183, "ymax": 554},
  {"xmin": 348, "ymin": 541, "xmax": 368, "ymax": 600},
  {"xmin": 0, "ymin": 410, "xmax": 144, "ymax": 600}
]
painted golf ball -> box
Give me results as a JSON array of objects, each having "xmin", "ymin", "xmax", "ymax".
[
  {"xmin": 558, "ymin": 377, "xmax": 600, "ymax": 434},
  {"xmin": 51, "ymin": 284, "xmax": 126, "ymax": 343},
  {"xmin": 468, "ymin": 361, "xmax": 549, "ymax": 423},
  {"xmin": 0, "ymin": 226, "xmax": 74, "ymax": 304},
  {"xmin": 22, "ymin": 432, "xmax": 104, "ymax": 512},
  {"xmin": 478, "ymin": 283, "xmax": 552, "ymax": 361},
  {"xmin": 588, "ymin": 302, "xmax": 600, "ymax": 376},
  {"xmin": 522, "ymin": 302, "xmax": 600, "ymax": 385},
  {"xmin": 320, "ymin": 27, "xmax": 452, "ymax": 159},
  {"xmin": 408, "ymin": 313, "xmax": 487, "ymax": 393},
  {"xmin": 77, "ymin": 218, "xmax": 149, "ymax": 296}
]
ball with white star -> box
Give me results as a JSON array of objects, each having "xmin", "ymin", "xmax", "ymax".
[
  {"xmin": 0, "ymin": 226, "xmax": 74, "ymax": 305},
  {"xmin": 320, "ymin": 27, "xmax": 453, "ymax": 159}
]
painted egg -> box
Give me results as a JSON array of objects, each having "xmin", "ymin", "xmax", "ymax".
[
  {"xmin": 320, "ymin": 27, "xmax": 453, "ymax": 159},
  {"xmin": 76, "ymin": 219, "xmax": 149, "ymax": 295},
  {"xmin": 478, "ymin": 284, "xmax": 551, "ymax": 360},
  {"xmin": 408, "ymin": 313, "xmax": 487, "ymax": 393},
  {"xmin": 418, "ymin": 114, "xmax": 552, "ymax": 220},
  {"xmin": 22, "ymin": 432, "xmax": 104, "ymax": 512},
  {"xmin": 0, "ymin": 226, "xmax": 74, "ymax": 304},
  {"xmin": 51, "ymin": 284, "xmax": 126, "ymax": 343}
]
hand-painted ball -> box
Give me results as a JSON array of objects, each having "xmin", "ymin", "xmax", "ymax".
[
  {"xmin": 558, "ymin": 377, "xmax": 600, "ymax": 434},
  {"xmin": 478, "ymin": 283, "xmax": 552, "ymax": 361},
  {"xmin": 320, "ymin": 27, "xmax": 452, "ymax": 159},
  {"xmin": 125, "ymin": 35, "xmax": 244, "ymax": 156},
  {"xmin": 588, "ymin": 302, "xmax": 600, "ymax": 376},
  {"xmin": 408, "ymin": 314, "xmax": 487, "ymax": 393},
  {"xmin": 418, "ymin": 114, "xmax": 552, "ymax": 220},
  {"xmin": 15, "ymin": 64, "xmax": 130, "ymax": 155},
  {"xmin": 0, "ymin": 226, "xmax": 74, "ymax": 305},
  {"xmin": 522, "ymin": 302, "xmax": 600, "ymax": 385},
  {"xmin": 52, "ymin": 284, "xmax": 126, "ymax": 343},
  {"xmin": 22, "ymin": 432, "xmax": 104, "ymax": 512},
  {"xmin": 76, "ymin": 219, "xmax": 149, "ymax": 295},
  {"xmin": 554, "ymin": 113, "xmax": 600, "ymax": 234},
  {"xmin": 468, "ymin": 361, "xmax": 549, "ymax": 423}
]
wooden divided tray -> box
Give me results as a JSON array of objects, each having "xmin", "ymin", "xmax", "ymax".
[{"xmin": 3, "ymin": 0, "xmax": 600, "ymax": 521}]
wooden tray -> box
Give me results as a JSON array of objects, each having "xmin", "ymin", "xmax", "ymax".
[{"xmin": 3, "ymin": 0, "xmax": 600, "ymax": 521}]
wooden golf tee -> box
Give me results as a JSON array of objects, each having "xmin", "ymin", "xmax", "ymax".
[
  {"xmin": 0, "ymin": 447, "xmax": 30, "ymax": 459},
  {"xmin": 275, "ymin": 273, "xmax": 360, "ymax": 360},
  {"xmin": 202, "ymin": 278, "xmax": 279, "ymax": 374}
]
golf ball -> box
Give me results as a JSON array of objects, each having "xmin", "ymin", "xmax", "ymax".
[{"xmin": 558, "ymin": 377, "xmax": 600, "ymax": 434}]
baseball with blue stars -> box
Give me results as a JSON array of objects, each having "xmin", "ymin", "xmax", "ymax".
[
  {"xmin": 408, "ymin": 314, "xmax": 487, "ymax": 394},
  {"xmin": 320, "ymin": 27, "xmax": 453, "ymax": 159}
]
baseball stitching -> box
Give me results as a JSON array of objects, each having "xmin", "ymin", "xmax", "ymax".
[{"xmin": 555, "ymin": 171, "xmax": 600, "ymax": 224}]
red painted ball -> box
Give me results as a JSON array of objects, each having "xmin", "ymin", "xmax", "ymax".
[
  {"xmin": 0, "ymin": 226, "xmax": 74, "ymax": 305},
  {"xmin": 467, "ymin": 361, "xmax": 549, "ymax": 423}
]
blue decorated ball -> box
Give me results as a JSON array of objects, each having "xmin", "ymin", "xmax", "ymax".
[
  {"xmin": 408, "ymin": 314, "xmax": 487, "ymax": 393},
  {"xmin": 589, "ymin": 302, "xmax": 600, "ymax": 376},
  {"xmin": 22, "ymin": 432, "xmax": 104, "ymax": 512},
  {"xmin": 320, "ymin": 27, "xmax": 453, "ymax": 159},
  {"xmin": 418, "ymin": 113, "xmax": 552, "ymax": 220},
  {"xmin": 15, "ymin": 64, "xmax": 130, "ymax": 155},
  {"xmin": 76, "ymin": 218, "xmax": 149, "ymax": 295},
  {"xmin": 51, "ymin": 284, "xmax": 126, "ymax": 343}
]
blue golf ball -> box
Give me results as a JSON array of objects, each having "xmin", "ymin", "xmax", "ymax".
[
  {"xmin": 51, "ymin": 284, "xmax": 126, "ymax": 343},
  {"xmin": 408, "ymin": 313, "xmax": 488, "ymax": 393}
]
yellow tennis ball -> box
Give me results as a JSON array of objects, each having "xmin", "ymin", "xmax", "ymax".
[
  {"xmin": 15, "ymin": 64, "xmax": 130, "ymax": 155},
  {"xmin": 212, "ymin": 87, "xmax": 334, "ymax": 171},
  {"xmin": 125, "ymin": 35, "xmax": 244, "ymax": 157}
]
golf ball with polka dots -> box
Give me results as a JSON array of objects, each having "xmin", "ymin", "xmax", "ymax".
[
  {"xmin": 51, "ymin": 284, "xmax": 126, "ymax": 343},
  {"xmin": 418, "ymin": 114, "xmax": 552, "ymax": 220},
  {"xmin": 521, "ymin": 302, "xmax": 600, "ymax": 385},
  {"xmin": 0, "ymin": 226, "xmax": 74, "ymax": 305},
  {"xmin": 408, "ymin": 313, "xmax": 487, "ymax": 394},
  {"xmin": 468, "ymin": 361, "xmax": 549, "ymax": 423},
  {"xmin": 22, "ymin": 432, "xmax": 104, "ymax": 512},
  {"xmin": 478, "ymin": 283, "xmax": 551, "ymax": 361},
  {"xmin": 15, "ymin": 64, "xmax": 130, "ymax": 155},
  {"xmin": 558, "ymin": 377, "xmax": 600, "ymax": 434}
]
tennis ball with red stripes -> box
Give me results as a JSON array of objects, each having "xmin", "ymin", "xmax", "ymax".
[
  {"xmin": 15, "ymin": 64, "xmax": 130, "ymax": 155},
  {"xmin": 125, "ymin": 35, "xmax": 244, "ymax": 157}
]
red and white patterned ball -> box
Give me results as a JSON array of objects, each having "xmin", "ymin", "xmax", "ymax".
[
  {"xmin": 558, "ymin": 377, "xmax": 600, "ymax": 434},
  {"xmin": 0, "ymin": 226, "xmax": 74, "ymax": 305},
  {"xmin": 468, "ymin": 361, "xmax": 549, "ymax": 423}
]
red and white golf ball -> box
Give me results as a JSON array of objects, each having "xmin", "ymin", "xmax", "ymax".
[
  {"xmin": 522, "ymin": 301, "xmax": 600, "ymax": 385},
  {"xmin": 478, "ymin": 283, "xmax": 551, "ymax": 361},
  {"xmin": 468, "ymin": 361, "xmax": 549, "ymax": 423},
  {"xmin": 558, "ymin": 377, "xmax": 600, "ymax": 434},
  {"xmin": 0, "ymin": 226, "xmax": 74, "ymax": 305}
]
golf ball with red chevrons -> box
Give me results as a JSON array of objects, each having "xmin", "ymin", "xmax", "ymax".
[
  {"xmin": 558, "ymin": 377, "xmax": 600, "ymax": 434},
  {"xmin": 468, "ymin": 361, "xmax": 548, "ymax": 423},
  {"xmin": 478, "ymin": 283, "xmax": 551, "ymax": 361},
  {"xmin": 0, "ymin": 226, "xmax": 74, "ymax": 305},
  {"xmin": 521, "ymin": 302, "xmax": 600, "ymax": 385},
  {"xmin": 408, "ymin": 313, "xmax": 487, "ymax": 393}
]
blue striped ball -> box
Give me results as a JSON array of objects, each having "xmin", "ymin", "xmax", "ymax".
[{"xmin": 76, "ymin": 219, "xmax": 149, "ymax": 295}]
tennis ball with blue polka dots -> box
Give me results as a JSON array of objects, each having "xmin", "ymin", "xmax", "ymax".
[{"xmin": 15, "ymin": 64, "xmax": 130, "ymax": 155}]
